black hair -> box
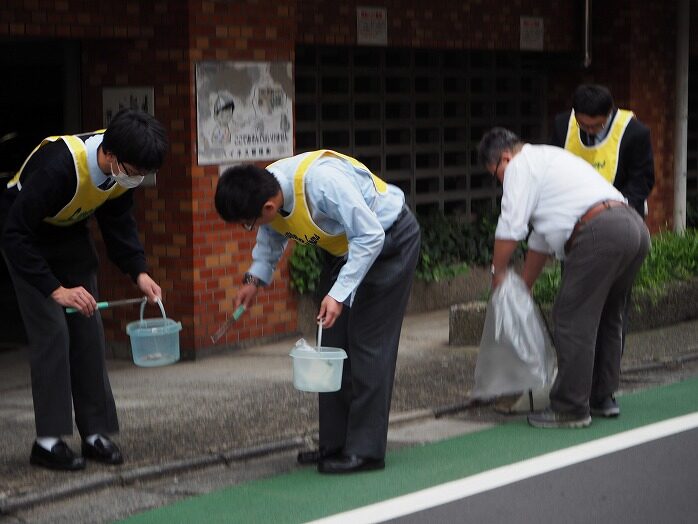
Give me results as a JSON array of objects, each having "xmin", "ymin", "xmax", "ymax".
[
  {"xmin": 101, "ymin": 109, "xmax": 169, "ymax": 170},
  {"xmin": 572, "ymin": 84, "xmax": 614, "ymax": 117},
  {"xmin": 215, "ymin": 164, "xmax": 282, "ymax": 222},
  {"xmin": 478, "ymin": 127, "xmax": 522, "ymax": 167}
]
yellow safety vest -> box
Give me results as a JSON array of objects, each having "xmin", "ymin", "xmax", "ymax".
[
  {"xmin": 564, "ymin": 109, "xmax": 634, "ymax": 183},
  {"xmin": 268, "ymin": 150, "xmax": 388, "ymax": 257},
  {"xmin": 8, "ymin": 132, "xmax": 128, "ymax": 226}
]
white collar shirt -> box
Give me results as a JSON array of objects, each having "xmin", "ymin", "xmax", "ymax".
[{"xmin": 495, "ymin": 144, "xmax": 626, "ymax": 260}]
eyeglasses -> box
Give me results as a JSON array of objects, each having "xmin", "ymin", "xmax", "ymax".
[
  {"xmin": 241, "ymin": 216, "xmax": 258, "ymax": 231},
  {"xmin": 119, "ymin": 161, "xmax": 156, "ymax": 179},
  {"xmin": 575, "ymin": 113, "xmax": 610, "ymax": 136}
]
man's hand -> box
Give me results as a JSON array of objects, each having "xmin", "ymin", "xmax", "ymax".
[
  {"xmin": 491, "ymin": 239, "xmax": 519, "ymax": 290},
  {"xmin": 52, "ymin": 285, "xmax": 97, "ymax": 317},
  {"xmin": 235, "ymin": 284, "xmax": 259, "ymax": 309},
  {"xmin": 317, "ymin": 295, "xmax": 343, "ymax": 329},
  {"xmin": 136, "ymin": 273, "xmax": 162, "ymax": 303},
  {"xmin": 491, "ymin": 270, "xmax": 506, "ymax": 290}
]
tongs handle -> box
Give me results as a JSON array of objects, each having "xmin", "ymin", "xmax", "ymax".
[{"xmin": 210, "ymin": 305, "xmax": 246, "ymax": 343}]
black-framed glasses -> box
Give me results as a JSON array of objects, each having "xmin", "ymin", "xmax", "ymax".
[
  {"xmin": 242, "ymin": 216, "xmax": 258, "ymax": 231},
  {"xmin": 575, "ymin": 112, "xmax": 610, "ymax": 135}
]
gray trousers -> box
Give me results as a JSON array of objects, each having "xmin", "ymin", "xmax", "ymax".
[
  {"xmin": 318, "ymin": 207, "xmax": 420, "ymax": 460},
  {"xmin": 3, "ymin": 254, "xmax": 119, "ymax": 438},
  {"xmin": 551, "ymin": 206, "xmax": 650, "ymax": 415}
]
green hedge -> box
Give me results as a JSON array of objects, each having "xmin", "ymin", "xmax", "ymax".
[
  {"xmin": 289, "ymin": 207, "xmax": 698, "ymax": 300},
  {"xmin": 532, "ymin": 228, "xmax": 698, "ymax": 305},
  {"xmin": 289, "ymin": 209, "xmax": 501, "ymax": 294}
]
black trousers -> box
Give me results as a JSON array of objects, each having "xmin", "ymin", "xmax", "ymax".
[
  {"xmin": 3, "ymin": 253, "xmax": 119, "ymax": 438},
  {"xmin": 317, "ymin": 207, "xmax": 420, "ymax": 460}
]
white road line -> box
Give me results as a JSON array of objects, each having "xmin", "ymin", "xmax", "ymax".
[{"xmin": 307, "ymin": 412, "xmax": 698, "ymax": 524}]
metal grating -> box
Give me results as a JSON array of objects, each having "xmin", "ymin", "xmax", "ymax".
[{"xmin": 295, "ymin": 45, "xmax": 547, "ymax": 219}]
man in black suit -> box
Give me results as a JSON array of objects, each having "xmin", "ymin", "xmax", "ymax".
[
  {"xmin": 549, "ymin": 84, "xmax": 654, "ymax": 414},
  {"xmin": 551, "ymin": 84, "xmax": 654, "ymax": 218}
]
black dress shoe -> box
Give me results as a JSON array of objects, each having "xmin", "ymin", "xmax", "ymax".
[
  {"xmin": 297, "ymin": 448, "xmax": 341, "ymax": 465},
  {"xmin": 81, "ymin": 436, "xmax": 124, "ymax": 465},
  {"xmin": 317, "ymin": 454, "xmax": 385, "ymax": 474},
  {"xmin": 30, "ymin": 441, "xmax": 86, "ymax": 471}
]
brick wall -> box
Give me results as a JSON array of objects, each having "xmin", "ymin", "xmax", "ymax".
[
  {"xmin": 186, "ymin": 0, "xmax": 299, "ymax": 352},
  {"xmin": 1, "ymin": 0, "xmax": 686, "ymax": 355},
  {"xmin": 296, "ymin": 0, "xmax": 578, "ymax": 50},
  {"xmin": 1, "ymin": 1, "xmax": 196, "ymax": 352}
]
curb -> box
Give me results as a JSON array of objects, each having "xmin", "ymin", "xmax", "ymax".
[
  {"xmin": 433, "ymin": 349, "xmax": 698, "ymax": 418},
  {"xmin": 0, "ymin": 411, "xmax": 441, "ymax": 516},
  {"xmin": 0, "ymin": 436, "xmax": 306, "ymax": 515}
]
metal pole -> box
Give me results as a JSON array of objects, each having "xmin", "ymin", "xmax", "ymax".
[{"xmin": 674, "ymin": 0, "xmax": 689, "ymax": 232}]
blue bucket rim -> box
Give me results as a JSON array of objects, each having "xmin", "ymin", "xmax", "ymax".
[{"xmin": 126, "ymin": 318, "xmax": 182, "ymax": 337}]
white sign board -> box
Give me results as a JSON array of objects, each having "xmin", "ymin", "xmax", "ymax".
[
  {"xmin": 357, "ymin": 6, "xmax": 387, "ymax": 46},
  {"xmin": 195, "ymin": 61, "xmax": 294, "ymax": 165},
  {"xmin": 102, "ymin": 87, "xmax": 157, "ymax": 186},
  {"xmin": 520, "ymin": 16, "xmax": 544, "ymax": 51},
  {"xmin": 102, "ymin": 87, "xmax": 154, "ymax": 126}
]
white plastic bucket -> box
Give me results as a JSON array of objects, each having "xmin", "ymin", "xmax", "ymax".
[
  {"xmin": 289, "ymin": 346, "xmax": 347, "ymax": 392},
  {"xmin": 126, "ymin": 299, "xmax": 182, "ymax": 367}
]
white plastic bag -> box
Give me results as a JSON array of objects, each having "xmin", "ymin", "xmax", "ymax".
[{"xmin": 471, "ymin": 271, "xmax": 556, "ymax": 399}]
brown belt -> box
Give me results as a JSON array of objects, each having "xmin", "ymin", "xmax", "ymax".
[{"xmin": 564, "ymin": 200, "xmax": 627, "ymax": 254}]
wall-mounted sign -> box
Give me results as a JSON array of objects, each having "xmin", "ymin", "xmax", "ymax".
[
  {"xmin": 357, "ymin": 6, "xmax": 387, "ymax": 46},
  {"xmin": 520, "ymin": 16, "xmax": 544, "ymax": 51},
  {"xmin": 195, "ymin": 61, "xmax": 294, "ymax": 165},
  {"xmin": 102, "ymin": 87, "xmax": 154, "ymax": 126},
  {"xmin": 102, "ymin": 86, "xmax": 157, "ymax": 186}
]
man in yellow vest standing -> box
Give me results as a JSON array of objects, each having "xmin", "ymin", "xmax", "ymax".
[
  {"xmin": 551, "ymin": 83, "xmax": 655, "ymax": 218},
  {"xmin": 215, "ymin": 150, "xmax": 421, "ymax": 473},
  {"xmin": 550, "ymin": 84, "xmax": 655, "ymax": 416},
  {"xmin": 0, "ymin": 109, "xmax": 168, "ymax": 470}
]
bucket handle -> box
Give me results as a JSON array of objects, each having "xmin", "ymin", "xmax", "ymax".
[{"xmin": 139, "ymin": 297, "xmax": 167, "ymax": 323}]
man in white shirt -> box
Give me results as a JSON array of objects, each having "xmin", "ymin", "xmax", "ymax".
[
  {"xmin": 214, "ymin": 150, "xmax": 421, "ymax": 472},
  {"xmin": 479, "ymin": 128, "xmax": 650, "ymax": 428}
]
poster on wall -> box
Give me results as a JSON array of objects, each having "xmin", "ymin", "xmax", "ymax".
[
  {"xmin": 195, "ymin": 61, "xmax": 294, "ymax": 165},
  {"xmin": 102, "ymin": 87, "xmax": 154, "ymax": 126},
  {"xmin": 520, "ymin": 16, "xmax": 544, "ymax": 51},
  {"xmin": 357, "ymin": 6, "xmax": 388, "ymax": 46},
  {"xmin": 102, "ymin": 86, "xmax": 157, "ymax": 186}
]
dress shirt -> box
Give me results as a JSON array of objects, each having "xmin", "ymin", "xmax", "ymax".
[
  {"xmin": 249, "ymin": 154, "xmax": 405, "ymax": 303},
  {"xmin": 495, "ymin": 144, "xmax": 626, "ymax": 260}
]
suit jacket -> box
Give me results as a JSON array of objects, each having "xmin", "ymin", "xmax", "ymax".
[{"xmin": 550, "ymin": 109, "xmax": 655, "ymax": 217}]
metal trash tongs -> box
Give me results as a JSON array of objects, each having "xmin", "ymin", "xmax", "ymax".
[
  {"xmin": 210, "ymin": 305, "xmax": 246, "ymax": 343},
  {"xmin": 65, "ymin": 297, "xmax": 147, "ymax": 314}
]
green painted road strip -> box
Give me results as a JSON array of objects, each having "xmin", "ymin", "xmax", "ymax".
[
  {"xmin": 312, "ymin": 413, "xmax": 698, "ymax": 523},
  {"xmin": 120, "ymin": 377, "xmax": 698, "ymax": 524}
]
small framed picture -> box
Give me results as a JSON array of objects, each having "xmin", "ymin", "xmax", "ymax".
[
  {"xmin": 102, "ymin": 87, "xmax": 157, "ymax": 186},
  {"xmin": 102, "ymin": 87, "xmax": 154, "ymax": 126}
]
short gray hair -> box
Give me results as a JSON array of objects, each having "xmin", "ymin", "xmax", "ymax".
[{"xmin": 478, "ymin": 127, "xmax": 522, "ymax": 167}]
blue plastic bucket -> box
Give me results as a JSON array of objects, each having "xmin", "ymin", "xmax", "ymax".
[{"xmin": 126, "ymin": 299, "xmax": 182, "ymax": 367}]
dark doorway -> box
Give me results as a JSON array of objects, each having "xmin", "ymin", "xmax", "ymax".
[{"xmin": 0, "ymin": 39, "xmax": 82, "ymax": 348}]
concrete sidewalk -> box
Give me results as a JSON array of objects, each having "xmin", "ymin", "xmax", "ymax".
[{"xmin": 1, "ymin": 308, "xmax": 698, "ymax": 515}]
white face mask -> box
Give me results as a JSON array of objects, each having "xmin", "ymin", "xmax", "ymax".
[{"xmin": 110, "ymin": 162, "xmax": 144, "ymax": 189}]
